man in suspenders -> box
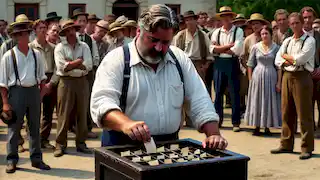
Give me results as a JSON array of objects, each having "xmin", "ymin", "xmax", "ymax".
[
  {"xmin": 273, "ymin": 12, "xmax": 316, "ymax": 160},
  {"xmin": 0, "ymin": 15, "xmax": 50, "ymax": 173},
  {"xmin": 90, "ymin": 4, "xmax": 227, "ymax": 150},
  {"xmin": 210, "ymin": 6, "xmax": 244, "ymax": 132}
]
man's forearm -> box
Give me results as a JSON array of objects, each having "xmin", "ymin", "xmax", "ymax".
[
  {"xmin": 102, "ymin": 110, "xmax": 133, "ymax": 132},
  {"xmin": 64, "ymin": 59, "xmax": 83, "ymax": 72},
  {"xmin": 201, "ymin": 121, "xmax": 221, "ymax": 137},
  {"xmin": 213, "ymin": 45, "xmax": 232, "ymax": 54},
  {"xmin": 0, "ymin": 87, "xmax": 8, "ymax": 104}
]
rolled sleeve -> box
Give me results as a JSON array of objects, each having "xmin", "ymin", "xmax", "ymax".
[
  {"xmin": 82, "ymin": 43, "xmax": 93, "ymax": 72},
  {"xmin": 210, "ymin": 29, "xmax": 219, "ymax": 54},
  {"xmin": 90, "ymin": 47, "xmax": 124, "ymax": 128},
  {"xmin": 54, "ymin": 44, "xmax": 69, "ymax": 73},
  {"xmin": 230, "ymin": 28, "xmax": 244, "ymax": 56},
  {"xmin": 275, "ymin": 39, "xmax": 288, "ymax": 68},
  {"xmin": 173, "ymin": 47, "xmax": 219, "ymax": 131},
  {"xmin": 0, "ymin": 53, "xmax": 9, "ymax": 89},
  {"xmin": 292, "ymin": 37, "xmax": 316, "ymax": 66}
]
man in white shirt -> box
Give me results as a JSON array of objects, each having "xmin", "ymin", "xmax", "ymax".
[
  {"xmin": 0, "ymin": 19, "xmax": 8, "ymax": 45},
  {"xmin": 210, "ymin": 6, "xmax": 244, "ymax": 132},
  {"xmin": 54, "ymin": 19, "xmax": 93, "ymax": 157},
  {"xmin": 0, "ymin": 16, "xmax": 50, "ymax": 173},
  {"xmin": 273, "ymin": 12, "xmax": 316, "ymax": 160},
  {"xmin": 91, "ymin": 4, "xmax": 228, "ymax": 149}
]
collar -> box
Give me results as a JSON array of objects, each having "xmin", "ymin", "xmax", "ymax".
[
  {"xmin": 303, "ymin": 28, "xmax": 314, "ymax": 36},
  {"xmin": 61, "ymin": 37, "xmax": 81, "ymax": 46},
  {"xmin": 221, "ymin": 25, "xmax": 235, "ymax": 33},
  {"xmin": 13, "ymin": 45, "xmax": 33, "ymax": 57},
  {"xmin": 32, "ymin": 39, "xmax": 49, "ymax": 49},
  {"xmin": 292, "ymin": 33, "xmax": 308, "ymax": 41},
  {"xmin": 128, "ymin": 38, "xmax": 176, "ymax": 67}
]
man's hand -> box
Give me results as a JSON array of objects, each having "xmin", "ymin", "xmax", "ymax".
[
  {"xmin": 77, "ymin": 64, "xmax": 87, "ymax": 70},
  {"xmin": 121, "ymin": 120, "xmax": 151, "ymax": 142},
  {"xmin": 40, "ymin": 83, "xmax": 52, "ymax": 100},
  {"xmin": 282, "ymin": 54, "xmax": 294, "ymax": 64},
  {"xmin": 312, "ymin": 68, "xmax": 320, "ymax": 79},
  {"xmin": 202, "ymin": 135, "xmax": 228, "ymax": 150},
  {"xmin": 283, "ymin": 60, "xmax": 293, "ymax": 66},
  {"xmin": 2, "ymin": 103, "xmax": 12, "ymax": 120}
]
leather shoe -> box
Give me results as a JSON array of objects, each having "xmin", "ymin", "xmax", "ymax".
[
  {"xmin": 76, "ymin": 144, "xmax": 92, "ymax": 154},
  {"xmin": 31, "ymin": 161, "xmax": 51, "ymax": 170},
  {"xmin": 299, "ymin": 152, "xmax": 312, "ymax": 160},
  {"xmin": 41, "ymin": 141, "xmax": 55, "ymax": 149},
  {"xmin": 6, "ymin": 163, "xmax": 17, "ymax": 173},
  {"xmin": 54, "ymin": 148, "xmax": 65, "ymax": 157},
  {"xmin": 270, "ymin": 147, "xmax": 293, "ymax": 154}
]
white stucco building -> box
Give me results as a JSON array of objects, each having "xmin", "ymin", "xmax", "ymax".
[{"xmin": 0, "ymin": 0, "xmax": 217, "ymax": 23}]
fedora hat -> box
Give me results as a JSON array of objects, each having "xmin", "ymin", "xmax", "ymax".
[
  {"xmin": 183, "ymin": 10, "xmax": 198, "ymax": 19},
  {"xmin": 216, "ymin": 6, "xmax": 237, "ymax": 18},
  {"xmin": 122, "ymin": 20, "xmax": 137, "ymax": 28},
  {"xmin": 71, "ymin": 8, "xmax": 88, "ymax": 19},
  {"xmin": 109, "ymin": 21, "xmax": 124, "ymax": 33},
  {"xmin": 59, "ymin": 19, "xmax": 81, "ymax": 36},
  {"xmin": 9, "ymin": 14, "xmax": 33, "ymax": 35},
  {"xmin": 96, "ymin": 20, "xmax": 109, "ymax": 30},
  {"xmin": 88, "ymin": 14, "xmax": 101, "ymax": 22},
  {"xmin": 232, "ymin": 14, "xmax": 247, "ymax": 23},
  {"xmin": 247, "ymin": 13, "xmax": 269, "ymax": 25},
  {"xmin": 45, "ymin": 12, "xmax": 62, "ymax": 22}
]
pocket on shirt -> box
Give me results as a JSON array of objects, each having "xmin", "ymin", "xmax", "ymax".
[{"xmin": 170, "ymin": 82, "xmax": 184, "ymax": 109}]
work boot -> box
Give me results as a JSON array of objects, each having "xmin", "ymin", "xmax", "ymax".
[
  {"xmin": 270, "ymin": 147, "xmax": 293, "ymax": 154},
  {"xmin": 76, "ymin": 143, "xmax": 92, "ymax": 154},
  {"xmin": 31, "ymin": 161, "xmax": 51, "ymax": 170},
  {"xmin": 54, "ymin": 145, "xmax": 66, "ymax": 157},
  {"xmin": 6, "ymin": 163, "xmax": 17, "ymax": 174},
  {"xmin": 299, "ymin": 152, "xmax": 312, "ymax": 160},
  {"xmin": 41, "ymin": 141, "xmax": 55, "ymax": 149},
  {"xmin": 233, "ymin": 125, "xmax": 241, "ymax": 132}
]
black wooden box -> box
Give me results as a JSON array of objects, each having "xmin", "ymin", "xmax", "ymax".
[{"xmin": 94, "ymin": 138, "xmax": 250, "ymax": 180}]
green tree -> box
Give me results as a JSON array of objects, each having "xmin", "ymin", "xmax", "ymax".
[{"xmin": 217, "ymin": 0, "xmax": 320, "ymax": 21}]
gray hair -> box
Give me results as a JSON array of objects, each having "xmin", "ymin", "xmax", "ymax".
[{"xmin": 138, "ymin": 4, "xmax": 179, "ymax": 32}]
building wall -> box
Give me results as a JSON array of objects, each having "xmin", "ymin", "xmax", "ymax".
[{"xmin": 0, "ymin": 0, "xmax": 217, "ymax": 23}]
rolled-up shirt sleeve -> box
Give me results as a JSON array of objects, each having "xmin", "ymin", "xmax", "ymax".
[
  {"xmin": 172, "ymin": 47, "xmax": 219, "ymax": 131},
  {"xmin": 81, "ymin": 43, "xmax": 93, "ymax": 72},
  {"xmin": 210, "ymin": 28, "xmax": 219, "ymax": 54},
  {"xmin": 293, "ymin": 37, "xmax": 316, "ymax": 66},
  {"xmin": 230, "ymin": 28, "xmax": 244, "ymax": 56},
  {"xmin": 275, "ymin": 39, "xmax": 288, "ymax": 68},
  {"xmin": 90, "ymin": 47, "xmax": 124, "ymax": 128},
  {"xmin": 0, "ymin": 52, "xmax": 10, "ymax": 89}
]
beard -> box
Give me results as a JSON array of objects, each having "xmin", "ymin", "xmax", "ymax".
[{"xmin": 143, "ymin": 47, "xmax": 166, "ymax": 64}]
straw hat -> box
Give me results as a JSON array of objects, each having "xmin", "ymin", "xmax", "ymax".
[
  {"xmin": 183, "ymin": 10, "xmax": 198, "ymax": 19},
  {"xmin": 71, "ymin": 8, "xmax": 88, "ymax": 19},
  {"xmin": 232, "ymin": 14, "xmax": 247, "ymax": 24},
  {"xmin": 216, "ymin": 6, "xmax": 237, "ymax": 18},
  {"xmin": 122, "ymin": 20, "xmax": 137, "ymax": 28},
  {"xmin": 109, "ymin": 21, "xmax": 124, "ymax": 33},
  {"xmin": 59, "ymin": 19, "xmax": 81, "ymax": 36},
  {"xmin": 247, "ymin": 13, "xmax": 269, "ymax": 25},
  {"xmin": 115, "ymin": 15, "xmax": 128, "ymax": 25},
  {"xmin": 45, "ymin": 12, "xmax": 62, "ymax": 22},
  {"xmin": 96, "ymin": 20, "xmax": 109, "ymax": 30},
  {"xmin": 9, "ymin": 14, "xmax": 33, "ymax": 35},
  {"xmin": 88, "ymin": 14, "xmax": 101, "ymax": 22}
]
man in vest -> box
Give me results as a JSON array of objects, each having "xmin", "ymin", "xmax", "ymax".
[
  {"xmin": 273, "ymin": 9, "xmax": 293, "ymax": 46},
  {"xmin": 29, "ymin": 19, "xmax": 59, "ymax": 149},
  {"xmin": 0, "ymin": 15, "xmax": 50, "ymax": 173},
  {"xmin": 90, "ymin": 4, "xmax": 227, "ymax": 149},
  {"xmin": 300, "ymin": 6, "xmax": 320, "ymax": 130},
  {"xmin": 240, "ymin": 13, "xmax": 268, "ymax": 117},
  {"xmin": 210, "ymin": 6, "xmax": 244, "ymax": 132},
  {"xmin": 273, "ymin": 12, "xmax": 315, "ymax": 160},
  {"xmin": 54, "ymin": 19, "xmax": 93, "ymax": 157},
  {"xmin": 71, "ymin": 8, "xmax": 100, "ymax": 139}
]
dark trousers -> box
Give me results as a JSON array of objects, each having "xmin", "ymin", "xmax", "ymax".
[
  {"xmin": 86, "ymin": 70, "xmax": 95, "ymax": 131},
  {"xmin": 281, "ymin": 71, "xmax": 314, "ymax": 153},
  {"xmin": 40, "ymin": 73, "xmax": 57, "ymax": 143},
  {"xmin": 213, "ymin": 57, "xmax": 241, "ymax": 126},
  {"xmin": 7, "ymin": 86, "xmax": 42, "ymax": 164},
  {"xmin": 205, "ymin": 62, "xmax": 214, "ymax": 97}
]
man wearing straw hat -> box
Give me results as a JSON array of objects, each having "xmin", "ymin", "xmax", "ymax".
[
  {"xmin": 86, "ymin": 14, "xmax": 101, "ymax": 35},
  {"xmin": 239, "ymin": 13, "xmax": 269, "ymax": 117},
  {"xmin": 29, "ymin": 19, "xmax": 59, "ymax": 150},
  {"xmin": 108, "ymin": 21, "xmax": 132, "ymax": 50},
  {"xmin": 122, "ymin": 20, "xmax": 137, "ymax": 39},
  {"xmin": 210, "ymin": 6, "xmax": 244, "ymax": 131},
  {"xmin": 232, "ymin": 14, "xmax": 247, "ymax": 27},
  {"xmin": 0, "ymin": 14, "xmax": 51, "ymax": 173},
  {"xmin": 91, "ymin": 20, "xmax": 112, "ymax": 65},
  {"xmin": 71, "ymin": 8, "xmax": 100, "ymax": 139},
  {"xmin": 53, "ymin": 19, "xmax": 93, "ymax": 157}
]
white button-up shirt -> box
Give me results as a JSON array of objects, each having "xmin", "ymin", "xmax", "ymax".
[
  {"xmin": 90, "ymin": 41, "xmax": 219, "ymax": 135},
  {"xmin": 0, "ymin": 46, "xmax": 47, "ymax": 89},
  {"xmin": 54, "ymin": 40, "xmax": 93, "ymax": 77},
  {"xmin": 275, "ymin": 33, "xmax": 316, "ymax": 72},
  {"xmin": 77, "ymin": 32, "xmax": 100, "ymax": 67},
  {"xmin": 210, "ymin": 25, "xmax": 244, "ymax": 58}
]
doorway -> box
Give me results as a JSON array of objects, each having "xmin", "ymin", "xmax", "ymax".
[{"xmin": 112, "ymin": 0, "xmax": 139, "ymax": 20}]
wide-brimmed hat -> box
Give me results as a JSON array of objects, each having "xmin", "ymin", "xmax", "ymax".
[
  {"xmin": 71, "ymin": 8, "xmax": 88, "ymax": 19},
  {"xmin": 88, "ymin": 14, "xmax": 100, "ymax": 22},
  {"xmin": 59, "ymin": 19, "xmax": 81, "ymax": 36},
  {"xmin": 115, "ymin": 15, "xmax": 128, "ymax": 25},
  {"xmin": 45, "ymin": 12, "xmax": 62, "ymax": 22},
  {"xmin": 183, "ymin": 10, "xmax": 198, "ymax": 19},
  {"xmin": 247, "ymin": 13, "xmax": 269, "ymax": 25},
  {"xmin": 96, "ymin": 20, "xmax": 109, "ymax": 30},
  {"xmin": 314, "ymin": 18, "xmax": 320, "ymax": 24},
  {"xmin": 9, "ymin": 14, "xmax": 33, "ymax": 35},
  {"xmin": 122, "ymin": 20, "xmax": 137, "ymax": 28},
  {"xmin": 216, "ymin": 6, "xmax": 237, "ymax": 18},
  {"xmin": 232, "ymin": 14, "xmax": 247, "ymax": 24},
  {"xmin": 109, "ymin": 21, "xmax": 124, "ymax": 33}
]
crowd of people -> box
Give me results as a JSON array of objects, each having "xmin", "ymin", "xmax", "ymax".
[{"xmin": 0, "ymin": 3, "xmax": 319, "ymax": 174}]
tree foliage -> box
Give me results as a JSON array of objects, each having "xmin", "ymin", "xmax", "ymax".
[{"xmin": 217, "ymin": 0, "xmax": 320, "ymax": 21}]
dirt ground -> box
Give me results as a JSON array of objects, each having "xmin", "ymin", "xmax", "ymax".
[{"xmin": 0, "ymin": 108, "xmax": 320, "ymax": 180}]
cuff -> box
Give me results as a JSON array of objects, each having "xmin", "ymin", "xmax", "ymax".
[
  {"xmin": 193, "ymin": 112, "xmax": 219, "ymax": 132},
  {"xmin": 94, "ymin": 103, "xmax": 122, "ymax": 128},
  {"xmin": 0, "ymin": 83, "xmax": 8, "ymax": 90}
]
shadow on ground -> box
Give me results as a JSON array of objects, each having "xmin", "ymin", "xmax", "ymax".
[{"xmin": 18, "ymin": 167, "xmax": 94, "ymax": 179}]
